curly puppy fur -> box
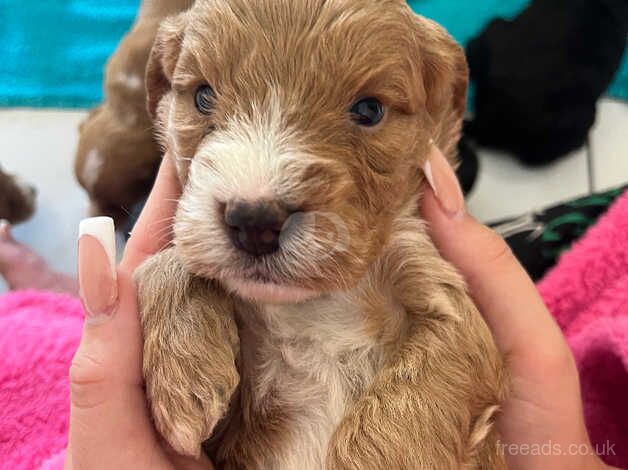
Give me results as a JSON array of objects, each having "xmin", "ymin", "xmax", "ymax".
[{"xmin": 136, "ymin": 0, "xmax": 508, "ymax": 468}]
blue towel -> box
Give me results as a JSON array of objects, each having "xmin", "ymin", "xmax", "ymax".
[
  {"xmin": 0, "ymin": 0, "xmax": 140, "ymax": 108},
  {"xmin": 0, "ymin": 0, "xmax": 626, "ymax": 108}
]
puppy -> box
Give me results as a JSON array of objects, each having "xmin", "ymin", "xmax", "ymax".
[
  {"xmin": 137, "ymin": 1, "xmax": 508, "ymax": 468},
  {"xmin": 74, "ymin": 0, "xmax": 193, "ymax": 223},
  {"xmin": 0, "ymin": 166, "xmax": 36, "ymax": 224},
  {"xmin": 466, "ymin": 0, "xmax": 628, "ymax": 164}
]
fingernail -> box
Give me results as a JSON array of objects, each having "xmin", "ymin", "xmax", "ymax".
[
  {"xmin": 423, "ymin": 144, "xmax": 465, "ymax": 219},
  {"xmin": 78, "ymin": 217, "xmax": 117, "ymax": 323}
]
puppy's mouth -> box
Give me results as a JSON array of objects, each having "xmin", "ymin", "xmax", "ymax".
[
  {"xmin": 223, "ymin": 273, "xmax": 320, "ymax": 305},
  {"xmin": 176, "ymin": 193, "xmax": 351, "ymax": 304}
]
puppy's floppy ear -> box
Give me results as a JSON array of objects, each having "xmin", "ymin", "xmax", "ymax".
[
  {"xmin": 146, "ymin": 13, "xmax": 188, "ymax": 120},
  {"xmin": 410, "ymin": 14, "xmax": 468, "ymax": 153}
]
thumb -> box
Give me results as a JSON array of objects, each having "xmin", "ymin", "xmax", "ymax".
[
  {"xmin": 69, "ymin": 217, "xmax": 164, "ymax": 469},
  {"xmin": 420, "ymin": 146, "xmax": 566, "ymax": 358}
]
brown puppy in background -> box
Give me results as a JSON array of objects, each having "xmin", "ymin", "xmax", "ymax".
[
  {"xmin": 0, "ymin": 166, "xmax": 36, "ymax": 224},
  {"xmin": 137, "ymin": 0, "xmax": 508, "ymax": 468},
  {"xmin": 74, "ymin": 0, "xmax": 192, "ymax": 223}
]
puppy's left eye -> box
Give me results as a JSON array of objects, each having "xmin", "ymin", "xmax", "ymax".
[
  {"xmin": 195, "ymin": 85, "xmax": 216, "ymax": 115},
  {"xmin": 349, "ymin": 97, "xmax": 385, "ymax": 127}
]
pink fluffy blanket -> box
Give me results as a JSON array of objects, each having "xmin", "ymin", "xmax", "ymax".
[{"xmin": 1, "ymin": 194, "xmax": 627, "ymax": 469}]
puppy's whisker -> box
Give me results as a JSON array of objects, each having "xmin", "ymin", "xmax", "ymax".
[
  {"xmin": 151, "ymin": 223, "xmax": 175, "ymax": 240},
  {"xmin": 144, "ymin": 217, "xmax": 176, "ymax": 242},
  {"xmin": 147, "ymin": 215, "xmax": 177, "ymax": 227},
  {"xmin": 194, "ymin": 158, "xmax": 218, "ymax": 172}
]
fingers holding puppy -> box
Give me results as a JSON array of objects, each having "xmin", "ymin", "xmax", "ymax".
[
  {"xmin": 419, "ymin": 146, "xmax": 604, "ymax": 470},
  {"xmin": 121, "ymin": 152, "xmax": 181, "ymax": 273},
  {"xmin": 69, "ymin": 153, "xmax": 213, "ymax": 469},
  {"xmin": 420, "ymin": 145, "xmax": 567, "ymax": 360},
  {"xmin": 71, "ymin": 218, "xmax": 170, "ymax": 469}
]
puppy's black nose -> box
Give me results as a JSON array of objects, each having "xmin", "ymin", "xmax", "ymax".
[{"xmin": 224, "ymin": 201, "xmax": 291, "ymax": 256}]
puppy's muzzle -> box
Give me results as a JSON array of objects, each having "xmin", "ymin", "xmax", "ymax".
[{"xmin": 224, "ymin": 200, "xmax": 296, "ymax": 257}]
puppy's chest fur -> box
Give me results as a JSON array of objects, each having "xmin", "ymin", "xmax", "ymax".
[{"xmin": 209, "ymin": 284, "xmax": 407, "ymax": 470}]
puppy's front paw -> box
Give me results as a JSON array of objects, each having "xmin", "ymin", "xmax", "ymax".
[
  {"xmin": 137, "ymin": 248, "xmax": 240, "ymax": 457},
  {"xmin": 148, "ymin": 365, "xmax": 236, "ymax": 457}
]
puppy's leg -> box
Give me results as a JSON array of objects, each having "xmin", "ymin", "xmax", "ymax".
[
  {"xmin": 327, "ymin": 223, "xmax": 508, "ymax": 470},
  {"xmin": 136, "ymin": 247, "xmax": 240, "ymax": 457}
]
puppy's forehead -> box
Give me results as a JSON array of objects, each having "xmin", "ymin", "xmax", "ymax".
[{"xmin": 180, "ymin": 0, "xmax": 419, "ymax": 109}]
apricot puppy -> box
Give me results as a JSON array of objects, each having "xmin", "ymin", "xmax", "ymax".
[{"xmin": 137, "ymin": 1, "xmax": 508, "ymax": 468}]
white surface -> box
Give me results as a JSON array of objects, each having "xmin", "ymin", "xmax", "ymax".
[
  {"xmin": 0, "ymin": 99, "xmax": 627, "ymax": 292},
  {"xmin": 466, "ymin": 146, "xmax": 590, "ymax": 223},
  {"xmin": 468, "ymin": 98, "xmax": 628, "ymax": 223},
  {"xmin": 0, "ymin": 109, "xmax": 89, "ymax": 291},
  {"xmin": 590, "ymin": 99, "xmax": 628, "ymax": 192}
]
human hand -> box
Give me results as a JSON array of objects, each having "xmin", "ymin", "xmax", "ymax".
[
  {"xmin": 421, "ymin": 146, "xmax": 610, "ymax": 470},
  {"xmin": 66, "ymin": 155, "xmax": 213, "ymax": 470}
]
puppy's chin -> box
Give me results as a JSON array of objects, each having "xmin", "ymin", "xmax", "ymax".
[{"xmin": 224, "ymin": 277, "xmax": 320, "ymax": 305}]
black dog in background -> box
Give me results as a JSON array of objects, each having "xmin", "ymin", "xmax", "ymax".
[{"xmin": 466, "ymin": 0, "xmax": 628, "ymax": 165}]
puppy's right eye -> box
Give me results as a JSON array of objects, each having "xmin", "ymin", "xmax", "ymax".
[
  {"xmin": 195, "ymin": 85, "xmax": 216, "ymax": 115},
  {"xmin": 349, "ymin": 97, "xmax": 385, "ymax": 127}
]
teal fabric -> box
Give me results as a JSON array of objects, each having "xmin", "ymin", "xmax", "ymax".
[
  {"xmin": 0, "ymin": 0, "xmax": 140, "ymax": 108},
  {"xmin": 0, "ymin": 0, "xmax": 626, "ymax": 108}
]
